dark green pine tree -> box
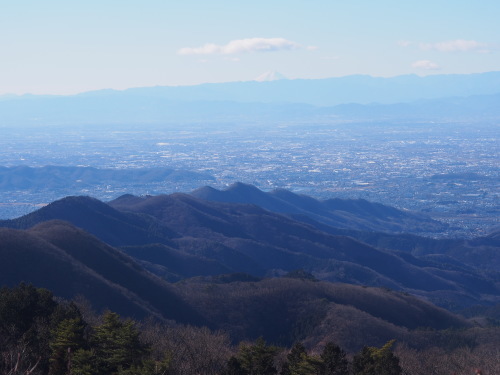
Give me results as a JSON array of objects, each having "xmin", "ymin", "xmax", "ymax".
[
  {"xmin": 237, "ymin": 337, "xmax": 279, "ymax": 375},
  {"xmin": 281, "ymin": 342, "xmax": 324, "ymax": 375},
  {"xmin": 320, "ymin": 342, "xmax": 349, "ymax": 375},
  {"xmin": 352, "ymin": 340, "xmax": 402, "ymax": 375},
  {"xmin": 224, "ymin": 356, "xmax": 247, "ymax": 375},
  {"xmin": 71, "ymin": 348, "xmax": 96, "ymax": 375},
  {"xmin": 280, "ymin": 362, "xmax": 292, "ymax": 375},
  {"xmin": 49, "ymin": 317, "xmax": 86, "ymax": 375},
  {"xmin": 292, "ymin": 353, "xmax": 323, "ymax": 375},
  {"xmin": 287, "ymin": 342, "xmax": 307, "ymax": 371},
  {"xmin": 72, "ymin": 312, "xmax": 148, "ymax": 375},
  {"xmin": 95, "ymin": 311, "xmax": 147, "ymax": 373}
]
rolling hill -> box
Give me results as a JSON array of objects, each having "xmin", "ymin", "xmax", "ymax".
[
  {"xmin": 108, "ymin": 193, "xmax": 499, "ymax": 309},
  {"xmin": 173, "ymin": 277, "xmax": 470, "ymax": 351},
  {"xmin": 0, "ymin": 220, "xmax": 472, "ymax": 350},
  {"xmin": 1, "ymin": 190, "xmax": 498, "ymax": 312},
  {"xmin": 0, "ymin": 195, "xmax": 178, "ymax": 247},
  {"xmin": 0, "ymin": 221, "xmax": 202, "ymax": 324},
  {"xmin": 1, "ymin": 191, "xmax": 498, "ymax": 349}
]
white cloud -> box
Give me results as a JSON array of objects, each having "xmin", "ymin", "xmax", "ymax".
[
  {"xmin": 411, "ymin": 60, "xmax": 441, "ymax": 70},
  {"xmin": 419, "ymin": 39, "xmax": 488, "ymax": 52},
  {"xmin": 178, "ymin": 37, "xmax": 302, "ymax": 55},
  {"xmin": 397, "ymin": 40, "xmax": 412, "ymax": 47}
]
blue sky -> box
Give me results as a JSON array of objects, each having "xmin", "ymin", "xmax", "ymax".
[{"xmin": 2, "ymin": 0, "xmax": 499, "ymax": 95}]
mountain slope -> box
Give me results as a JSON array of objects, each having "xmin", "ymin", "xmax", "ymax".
[
  {"xmin": 109, "ymin": 193, "xmax": 498, "ymax": 308},
  {"xmin": 1, "ymin": 193, "xmax": 497, "ymax": 310},
  {"xmin": 0, "ymin": 220, "xmax": 203, "ymax": 323},
  {"xmin": 192, "ymin": 183, "xmax": 500, "ymax": 273},
  {"xmin": 191, "ymin": 182, "xmax": 447, "ymax": 234},
  {"xmin": 0, "ymin": 223, "xmax": 472, "ymax": 351},
  {"xmin": 174, "ymin": 277, "xmax": 470, "ymax": 351},
  {"xmin": 0, "ymin": 195, "xmax": 178, "ymax": 246},
  {"xmin": 0, "ymin": 226, "xmax": 161, "ymax": 320}
]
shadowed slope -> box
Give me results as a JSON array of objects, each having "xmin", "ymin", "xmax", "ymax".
[
  {"xmin": 0, "ymin": 192, "xmax": 496, "ymax": 311},
  {"xmin": 175, "ymin": 277, "xmax": 470, "ymax": 351},
  {"xmin": 191, "ymin": 182, "xmax": 447, "ymax": 234},
  {"xmin": 0, "ymin": 221, "xmax": 204, "ymax": 324},
  {"xmin": 109, "ymin": 193, "xmax": 499, "ymax": 308},
  {"xmin": 0, "ymin": 195, "xmax": 178, "ymax": 246},
  {"xmin": 0, "ymin": 226, "xmax": 155, "ymax": 319},
  {"xmin": 193, "ymin": 184, "xmax": 500, "ymax": 273}
]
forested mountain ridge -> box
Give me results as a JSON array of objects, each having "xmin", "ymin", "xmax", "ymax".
[
  {"xmin": 0, "ymin": 222, "xmax": 471, "ymax": 351},
  {"xmin": 191, "ymin": 183, "xmax": 500, "ymax": 272},
  {"xmin": 0, "ymin": 221, "xmax": 203, "ymax": 324},
  {"xmin": 1, "ymin": 190, "xmax": 498, "ymax": 312},
  {"xmin": 191, "ymin": 182, "xmax": 447, "ymax": 234},
  {"xmin": 0, "ymin": 187, "xmax": 499, "ymax": 362},
  {"xmin": 0, "ymin": 195, "xmax": 179, "ymax": 246}
]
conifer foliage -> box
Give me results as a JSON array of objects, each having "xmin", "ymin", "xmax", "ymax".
[
  {"xmin": 230, "ymin": 337, "xmax": 279, "ymax": 375},
  {"xmin": 49, "ymin": 317, "xmax": 86, "ymax": 375},
  {"xmin": 352, "ymin": 340, "xmax": 402, "ymax": 375},
  {"xmin": 321, "ymin": 342, "xmax": 349, "ymax": 375}
]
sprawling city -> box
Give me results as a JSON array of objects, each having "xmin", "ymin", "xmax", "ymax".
[{"xmin": 0, "ymin": 120, "xmax": 497, "ymax": 238}]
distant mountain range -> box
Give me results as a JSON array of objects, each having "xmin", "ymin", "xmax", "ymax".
[
  {"xmin": 56, "ymin": 71, "xmax": 500, "ymax": 106},
  {"xmin": 2, "ymin": 72, "xmax": 500, "ymax": 125},
  {"xmin": 254, "ymin": 70, "xmax": 288, "ymax": 82}
]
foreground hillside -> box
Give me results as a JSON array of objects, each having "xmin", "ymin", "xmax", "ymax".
[
  {"xmin": 174, "ymin": 276, "xmax": 470, "ymax": 351},
  {"xmin": 3, "ymin": 284, "xmax": 498, "ymax": 375}
]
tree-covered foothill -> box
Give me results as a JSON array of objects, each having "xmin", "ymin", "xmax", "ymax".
[
  {"xmin": 1, "ymin": 284, "xmax": 498, "ymax": 375},
  {"xmin": 223, "ymin": 339, "xmax": 399, "ymax": 375}
]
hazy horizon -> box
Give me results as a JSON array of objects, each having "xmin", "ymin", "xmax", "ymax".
[{"xmin": 2, "ymin": 1, "xmax": 499, "ymax": 95}]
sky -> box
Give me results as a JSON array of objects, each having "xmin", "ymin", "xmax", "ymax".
[{"xmin": 2, "ymin": 0, "xmax": 499, "ymax": 95}]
